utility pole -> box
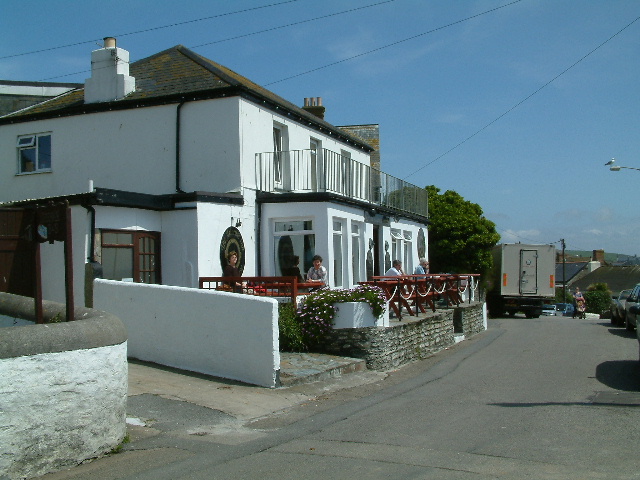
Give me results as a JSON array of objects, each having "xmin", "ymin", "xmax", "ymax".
[{"xmin": 561, "ymin": 239, "xmax": 566, "ymax": 301}]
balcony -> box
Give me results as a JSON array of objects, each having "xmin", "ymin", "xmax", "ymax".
[{"xmin": 255, "ymin": 149, "xmax": 428, "ymax": 218}]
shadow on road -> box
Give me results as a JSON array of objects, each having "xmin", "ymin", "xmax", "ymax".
[
  {"xmin": 605, "ymin": 327, "xmax": 637, "ymax": 339},
  {"xmin": 595, "ymin": 360, "xmax": 640, "ymax": 392}
]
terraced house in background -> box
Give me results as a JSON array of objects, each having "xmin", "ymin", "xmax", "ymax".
[{"xmin": 0, "ymin": 37, "xmax": 428, "ymax": 305}]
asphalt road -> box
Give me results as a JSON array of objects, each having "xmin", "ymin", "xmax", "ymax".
[{"xmin": 39, "ymin": 315, "xmax": 640, "ymax": 479}]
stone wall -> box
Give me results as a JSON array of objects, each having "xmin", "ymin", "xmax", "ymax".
[
  {"xmin": 318, "ymin": 302, "xmax": 485, "ymax": 371},
  {"xmin": 0, "ymin": 293, "xmax": 128, "ymax": 480}
]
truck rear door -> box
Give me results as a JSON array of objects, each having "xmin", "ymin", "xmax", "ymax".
[{"xmin": 520, "ymin": 249, "xmax": 538, "ymax": 294}]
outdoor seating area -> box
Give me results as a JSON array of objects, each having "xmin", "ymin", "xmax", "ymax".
[
  {"xmin": 358, "ymin": 274, "xmax": 480, "ymax": 319},
  {"xmin": 199, "ymin": 274, "xmax": 479, "ymax": 320},
  {"xmin": 199, "ymin": 276, "xmax": 319, "ymax": 303}
]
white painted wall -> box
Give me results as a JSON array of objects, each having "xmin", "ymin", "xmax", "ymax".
[
  {"xmin": 0, "ymin": 343, "xmax": 127, "ymax": 480},
  {"xmin": 0, "ymin": 95, "xmax": 370, "ymax": 206},
  {"xmin": 93, "ymin": 279, "xmax": 281, "ymax": 387}
]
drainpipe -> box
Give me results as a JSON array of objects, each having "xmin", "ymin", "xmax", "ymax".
[
  {"xmin": 255, "ymin": 201, "xmax": 262, "ymax": 275},
  {"xmin": 176, "ymin": 100, "xmax": 186, "ymax": 193}
]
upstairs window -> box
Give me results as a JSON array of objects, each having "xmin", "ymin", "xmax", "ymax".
[{"xmin": 17, "ymin": 133, "xmax": 52, "ymax": 174}]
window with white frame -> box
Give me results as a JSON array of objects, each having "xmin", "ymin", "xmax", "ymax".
[
  {"xmin": 333, "ymin": 219, "xmax": 345, "ymax": 287},
  {"xmin": 403, "ymin": 231, "xmax": 413, "ymax": 273},
  {"xmin": 351, "ymin": 222, "xmax": 363, "ymax": 284},
  {"xmin": 273, "ymin": 124, "xmax": 287, "ymax": 185},
  {"xmin": 310, "ymin": 138, "xmax": 321, "ymax": 191},
  {"xmin": 391, "ymin": 229, "xmax": 403, "ymax": 266},
  {"xmin": 340, "ymin": 149, "xmax": 351, "ymax": 195},
  {"xmin": 274, "ymin": 220, "xmax": 315, "ymax": 277},
  {"xmin": 17, "ymin": 133, "xmax": 52, "ymax": 173}
]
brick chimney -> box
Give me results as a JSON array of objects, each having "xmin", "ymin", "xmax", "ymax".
[
  {"xmin": 302, "ymin": 97, "xmax": 325, "ymax": 120},
  {"xmin": 84, "ymin": 37, "xmax": 135, "ymax": 104},
  {"xmin": 592, "ymin": 249, "xmax": 605, "ymax": 264}
]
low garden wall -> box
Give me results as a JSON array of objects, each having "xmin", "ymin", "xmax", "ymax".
[
  {"xmin": 319, "ymin": 302, "xmax": 485, "ymax": 371},
  {"xmin": 0, "ymin": 292, "xmax": 127, "ymax": 480},
  {"xmin": 93, "ymin": 279, "xmax": 281, "ymax": 388}
]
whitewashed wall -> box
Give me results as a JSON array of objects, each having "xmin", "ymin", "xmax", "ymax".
[
  {"xmin": 93, "ymin": 279, "xmax": 281, "ymax": 387},
  {"xmin": 0, "ymin": 343, "xmax": 127, "ymax": 479},
  {"xmin": 0, "ymin": 106, "xmax": 177, "ymax": 203}
]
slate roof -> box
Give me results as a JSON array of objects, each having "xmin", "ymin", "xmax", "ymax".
[
  {"xmin": 0, "ymin": 45, "xmax": 372, "ymax": 151},
  {"xmin": 555, "ymin": 262, "xmax": 588, "ymax": 284},
  {"xmin": 570, "ymin": 265, "xmax": 640, "ymax": 295}
]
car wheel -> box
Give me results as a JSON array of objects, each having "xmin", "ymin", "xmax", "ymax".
[
  {"xmin": 626, "ymin": 316, "xmax": 634, "ymax": 331},
  {"xmin": 611, "ymin": 314, "xmax": 618, "ymax": 325}
]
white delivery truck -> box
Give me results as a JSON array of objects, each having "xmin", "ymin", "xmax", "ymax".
[{"xmin": 487, "ymin": 243, "xmax": 556, "ymax": 318}]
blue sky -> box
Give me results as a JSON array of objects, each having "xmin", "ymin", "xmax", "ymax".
[{"xmin": 2, "ymin": 0, "xmax": 639, "ymax": 256}]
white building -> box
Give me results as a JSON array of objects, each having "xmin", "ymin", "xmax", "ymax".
[{"xmin": 0, "ymin": 38, "xmax": 428, "ymax": 305}]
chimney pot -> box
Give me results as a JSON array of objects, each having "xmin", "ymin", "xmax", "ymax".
[{"xmin": 104, "ymin": 37, "xmax": 116, "ymax": 48}]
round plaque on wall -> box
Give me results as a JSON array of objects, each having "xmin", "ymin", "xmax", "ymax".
[{"xmin": 220, "ymin": 227, "xmax": 245, "ymax": 274}]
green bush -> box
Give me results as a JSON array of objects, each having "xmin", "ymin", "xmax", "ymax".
[
  {"xmin": 297, "ymin": 285, "xmax": 386, "ymax": 346},
  {"xmin": 278, "ymin": 302, "xmax": 305, "ymax": 352},
  {"xmin": 585, "ymin": 283, "xmax": 612, "ymax": 316},
  {"xmin": 278, "ymin": 284, "xmax": 387, "ymax": 350}
]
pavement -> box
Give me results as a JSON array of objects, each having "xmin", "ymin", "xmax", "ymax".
[{"xmin": 37, "ymin": 311, "xmax": 455, "ymax": 479}]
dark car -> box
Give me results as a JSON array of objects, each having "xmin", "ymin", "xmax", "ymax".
[
  {"xmin": 610, "ymin": 289, "xmax": 632, "ymax": 326},
  {"xmin": 555, "ymin": 303, "xmax": 575, "ymax": 317}
]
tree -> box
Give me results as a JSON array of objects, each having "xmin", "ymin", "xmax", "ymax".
[{"xmin": 426, "ymin": 185, "xmax": 500, "ymax": 274}]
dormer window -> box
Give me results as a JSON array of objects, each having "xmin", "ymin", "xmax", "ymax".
[{"xmin": 17, "ymin": 133, "xmax": 52, "ymax": 174}]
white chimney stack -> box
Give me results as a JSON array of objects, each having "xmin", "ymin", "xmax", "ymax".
[{"xmin": 84, "ymin": 37, "xmax": 135, "ymax": 104}]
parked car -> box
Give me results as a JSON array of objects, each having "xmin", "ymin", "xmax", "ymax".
[
  {"xmin": 624, "ymin": 283, "xmax": 640, "ymax": 331},
  {"xmin": 610, "ymin": 289, "xmax": 632, "ymax": 326},
  {"xmin": 542, "ymin": 304, "xmax": 557, "ymax": 316},
  {"xmin": 555, "ymin": 303, "xmax": 575, "ymax": 317}
]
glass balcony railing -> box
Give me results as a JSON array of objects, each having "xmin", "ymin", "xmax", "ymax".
[{"xmin": 255, "ymin": 148, "xmax": 428, "ymax": 218}]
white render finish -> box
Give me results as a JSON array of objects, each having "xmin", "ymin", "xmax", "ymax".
[
  {"xmin": 93, "ymin": 279, "xmax": 281, "ymax": 387},
  {"xmin": 84, "ymin": 44, "xmax": 135, "ymax": 103},
  {"xmin": 0, "ymin": 343, "xmax": 127, "ymax": 480},
  {"xmin": 0, "ymin": 96, "xmax": 369, "ymax": 204}
]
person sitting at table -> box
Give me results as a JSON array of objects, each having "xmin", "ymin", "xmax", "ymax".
[
  {"xmin": 282, "ymin": 255, "xmax": 304, "ymax": 283},
  {"xmin": 385, "ymin": 259, "xmax": 403, "ymax": 276},
  {"xmin": 307, "ymin": 254, "xmax": 328, "ymax": 288},
  {"xmin": 223, "ymin": 251, "xmax": 243, "ymax": 292},
  {"xmin": 413, "ymin": 258, "xmax": 429, "ymax": 277}
]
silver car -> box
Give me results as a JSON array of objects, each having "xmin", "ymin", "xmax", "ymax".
[
  {"xmin": 611, "ymin": 289, "xmax": 632, "ymax": 327},
  {"xmin": 625, "ymin": 283, "xmax": 640, "ymax": 331}
]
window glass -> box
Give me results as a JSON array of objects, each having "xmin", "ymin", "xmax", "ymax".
[
  {"xmin": 333, "ymin": 231, "xmax": 343, "ymax": 287},
  {"xmin": 275, "ymin": 220, "xmax": 312, "ymax": 232},
  {"xmin": 103, "ymin": 232, "xmax": 133, "ymax": 245},
  {"xmin": 19, "ymin": 148, "xmax": 36, "ymax": 173},
  {"xmin": 102, "ymin": 248, "xmax": 134, "ymax": 281},
  {"xmin": 37, "ymin": 135, "xmax": 52, "ymax": 170},
  {"xmin": 351, "ymin": 222, "xmax": 362, "ymax": 284},
  {"xmin": 274, "ymin": 219, "xmax": 315, "ymax": 276},
  {"xmin": 17, "ymin": 133, "xmax": 51, "ymax": 173}
]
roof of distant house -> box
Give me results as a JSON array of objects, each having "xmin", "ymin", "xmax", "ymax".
[
  {"xmin": 570, "ymin": 265, "xmax": 640, "ymax": 294},
  {"xmin": 0, "ymin": 45, "xmax": 373, "ymax": 152}
]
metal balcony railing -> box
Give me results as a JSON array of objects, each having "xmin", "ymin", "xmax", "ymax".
[{"xmin": 255, "ymin": 149, "xmax": 428, "ymax": 218}]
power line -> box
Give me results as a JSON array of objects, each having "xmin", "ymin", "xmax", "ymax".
[
  {"xmin": 191, "ymin": 0, "xmax": 397, "ymax": 49},
  {"xmin": 0, "ymin": 0, "xmax": 301, "ymax": 60},
  {"xmin": 1, "ymin": 0, "xmax": 398, "ymax": 85},
  {"xmin": 264, "ymin": 0, "xmax": 524, "ymax": 86},
  {"xmin": 403, "ymin": 14, "xmax": 640, "ymax": 180}
]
